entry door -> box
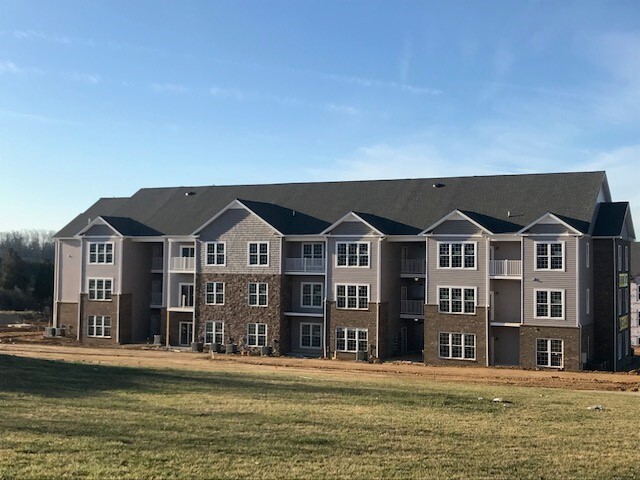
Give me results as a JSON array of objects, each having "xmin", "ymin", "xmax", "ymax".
[{"xmin": 179, "ymin": 322, "xmax": 193, "ymax": 346}]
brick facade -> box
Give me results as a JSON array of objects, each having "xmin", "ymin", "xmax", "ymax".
[
  {"xmin": 79, "ymin": 294, "xmax": 120, "ymax": 347},
  {"xmin": 519, "ymin": 325, "xmax": 581, "ymax": 371},
  {"xmin": 327, "ymin": 302, "xmax": 378, "ymax": 360},
  {"xmin": 57, "ymin": 302, "xmax": 79, "ymax": 337}
]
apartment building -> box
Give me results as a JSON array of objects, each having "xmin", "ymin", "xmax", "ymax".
[
  {"xmin": 53, "ymin": 171, "xmax": 635, "ymax": 371},
  {"xmin": 630, "ymin": 242, "xmax": 640, "ymax": 346}
]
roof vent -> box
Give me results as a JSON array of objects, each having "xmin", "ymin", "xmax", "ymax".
[
  {"xmin": 292, "ymin": 210, "xmax": 296, "ymax": 216},
  {"xmin": 433, "ymin": 183, "xmax": 445, "ymax": 188},
  {"xmin": 185, "ymin": 191, "xmax": 196, "ymax": 196}
]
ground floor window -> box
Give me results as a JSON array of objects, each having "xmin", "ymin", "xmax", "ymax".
[
  {"xmin": 335, "ymin": 327, "xmax": 367, "ymax": 352},
  {"xmin": 300, "ymin": 322, "xmax": 322, "ymax": 348},
  {"xmin": 247, "ymin": 323, "xmax": 267, "ymax": 347},
  {"xmin": 204, "ymin": 321, "xmax": 224, "ymax": 344},
  {"xmin": 536, "ymin": 338, "xmax": 563, "ymax": 367},
  {"xmin": 87, "ymin": 315, "xmax": 111, "ymax": 338},
  {"xmin": 438, "ymin": 333, "xmax": 475, "ymax": 360}
]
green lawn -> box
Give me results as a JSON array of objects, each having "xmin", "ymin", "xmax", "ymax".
[{"xmin": 0, "ymin": 354, "xmax": 638, "ymax": 479}]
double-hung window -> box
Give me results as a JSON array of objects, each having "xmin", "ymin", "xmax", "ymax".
[
  {"xmin": 336, "ymin": 242, "xmax": 369, "ymax": 267},
  {"xmin": 301, "ymin": 283, "xmax": 323, "ymax": 308},
  {"xmin": 247, "ymin": 323, "xmax": 267, "ymax": 346},
  {"xmin": 335, "ymin": 327, "xmax": 367, "ymax": 352},
  {"xmin": 438, "ymin": 287, "xmax": 476, "ymax": 314},
  {"xmin": 439, "ymin": 333, "xmax": 475, "ymax": 360},
  {"xmin": 535, "ymin": 289, "xmax": 564, "ymax": 319},
  {"xmin": 88, "ymin": 278, "xmax": 112, "ymax": 301},
  {"xmin": 248, "ymin": 282, "xmax": 268, "ymax": 306},
  {"xmin": 535, "ymin": 242, "xmax": 564, "ymax": 270},
  {"xmin": 438, "ymin": 242, "xmax": 475, "ymax": 269},
  {"xmin": 206, "ymin": 242, "xmax": 225, "ymax": 265},
  {"xmin": 300, "ymin": 323, "xmax": 322, "ymax": 348},
  {"xmin": 336, "ymin": 284, "xmax": 369, "ymax": 309},
  {"xmin": 205, "ymin": 282, "xmax": 224, "ymax": 305},
  {"xmin": 302, "ymin": 243, "xmax": 324, "ymax": 259},
  {"xmin": 248, "ymin": 242, "xmax": 269, "ymax": 266},
  {"xmin": 87, "ymin": 315, "xmax": 111, "ymax": 338},
  {"xmin": 89, "ymin": 242, "xmax": 114, "ymax": 264},
  {"xmin": 536, "ymin": 338, "xmax": 563, "ymax": 367},
  {"xmin": 204, "ymin": 321, "xmax": 224, "ymax": 344}
]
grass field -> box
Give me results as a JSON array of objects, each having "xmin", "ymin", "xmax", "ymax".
[{"xmin": 1, "ymin": 354, "xmax": 639, "ymax": 479}]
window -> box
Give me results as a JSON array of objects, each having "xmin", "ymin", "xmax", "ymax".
[
  {"xmin": 438, "ymin": 242, "xmax": 476, "ymax": 269},
  {"xmin": 205, "ymin": 242, "xmax": 225, "ymax": 265},
  {"xmin": 536, "ymin": 339, "xmax": 563, "ymax": 367},
  {"xmin": 586, "ymin": 288, "xmax": 590, "ymax": 315},
  {"xmin": 336, "ymin": 284, "xmax": 369, "ymax": 309},
  {"xmin": 87, "ymin": 315, "xmax": 111, "ymax": 338},
  {"xmin": 617, "ymin": 289, "xmax": 622, "ymax": 314},
  {"xmin": 618, "ymin": 245, "xmax": 622, "ymax": 272},
  {"xmin": 439, "ymin": 333, "xmax": 475, "ymax": 360},
  {"xmin": 179, "ymin": 283, "xmax": 194, "ymax": 308},
  {"xmin": 438, "ymin": 287, "xmax": 476, "ymax": 314},
  {"xmin": 205, "ymin": 282, "xmax": 224, "ymax": 305},
  {"xmin": 302, "ymin": 243, "xmax": 323, "ymax": 259},
  {"xmin": 535, "ymin": 289, "xmax": 564, "ymax": 319},
  {"xmin": 301, "ymin": 283, "xmax": 323, "ymax": 308},
  {"xmin": 336, "ymin": 242, "xmax": 369, "ymax": 267},
  {"xmin": 300, "ymin": 323, "xmax": 322, "ymax": 348},
  {"xmin": 247, "ymin": 323, "xmax": 267, "ymax": 346},
  {"xmin": 204, "ymin": 321, "xmax": 224, "ymax": 344},
  {"xmin": 88, "ymin": 278, "xmax": 112, "ymax": 301},
  {"xmin": 180, "ymin": 246, "xmax": 195, "ymax": 257},
  {"xmin": 335, "ymin": 327, "xmax": 367, "ymax": 352},
  {"xmin": 625, "ymin": 246, "xmax": 629, "ymax": 271},
  {"xmin": 88, "ymin": 242, "xmax": 114, "ymax": 264},
  {"xmin": 248, "ymin": 282, "xmax": 268, "ymax": 306},
  {"xmin": 535, "ymin": 242, "xmax": 564, "ymax": 270},
  {"xmin": 248, "ymin": 242, "xmax": 269, "ymax": 266}
]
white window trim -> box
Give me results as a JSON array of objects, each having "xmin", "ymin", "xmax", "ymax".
[
  {"xmin": 437, "ymin": 286, "xmax": 477, "ymax": 315},
  {"xmin": 536, "ymin": 338, "xmax": 564, "ymax": 368},
  {"xmin": 436, "ymin": 241, "xmax": 477, "ymax": 270},
  {"xmin": 438, "ymin": 332, "xmax": 476, "ymax": 360},
  {"xmin": 180, "ymin": 245, "xmax": 195, "ymax": 257},
  {"xmin": 335, "ymin": 283, "xmax": 370, "ymax": 310},
  {"xmin": 534, "ymin": 288, "xmax": 565, "ymax": 320},
  {"xmin": 247, "ymin": 241, "xmax": 270, "ymax": 267},
  {"xmin": 299, "ymin": 322, "xmax": 322, "ymax": 349},
  {"xmin": 335, "ymin": 241, "xmax": 371, "ymax": 268},
  {"xmin": 204, "ymin": 320, "xmax": 224, "ymax": 345},
  {"xmin": 87, "ymin": 277, "xmax": 113, "ymax": 301},
  {"xmin": 335, "ymin": 327, "xmax": 368, "ymax": 353},
  {"xmin": 248, "ymin": 282, "xmax": 269, "ymax": 307},
  {"xmin": 302, "ymin": 242, "xmax": 324, "ymax": 259},
  {"xmin": 205, "ymin": 281, "xmax": 225, "ymax": 305},
  {"xmin": 205, "ymin": 242, "xmax": 226, "ymax": 266},
  {"xmin": 87, "ymin": 315, "xmax": 112, "ymax": 338},
  {"xmin": 247, "ymin": 322, "xmax": 268, "ymax": 347},
  {"xmin": 534, "ymin": 241, "xmax": 565, "ymax": 271},
  {"xmin": 178, "ymin": 282, "xmax": 195, "ymax": 308},
  {"xmin": 300, "ymin": 282, "xmax": 323, "ymax": 308},
  {"xmin": 88, "ymin": 242, "xmax": 114, "ymax": 265}
]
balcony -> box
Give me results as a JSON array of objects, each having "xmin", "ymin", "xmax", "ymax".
[
  {"xmin": 401, "ymin": 259, "xmax": 426, "ymax": 276},
  {"xmin": 151, "ymin": 257, "xmax": 163, "ymax": 270},
  {"xmin": 284, "ymin": 258, "xmax": 325, "ymax": 273},
  {"xmin": 489, "ymin": 260, "xmax": 522, "ymax": 278},
  {"xmin": 151, "ymin": 292, "xmax": 163, "ymax": 306},
  {"xmin": 170, "ymin": 257, "xmax": 195, "ymax": 271},
  {"xmin": 401, "ymin": 299, "xmax": 424, "ymax": 317}
]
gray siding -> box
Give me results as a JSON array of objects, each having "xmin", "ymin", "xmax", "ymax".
[
  {"xmin": 59, "ymin": 239, "xmax": 81, "ymax": 302},
  {"xmin": 290, "ymin": 317, "xmax": 323, "ymax": 354},
  {"xmin": 490, "ymin": 279, "xmax": 521, "ymax": 323},
  {"xmin": 432, "ymin": 220, "xmax": 483, "ymax": 235},
  {"xmin": 289, "ymin": 275, "xmax": 325, "ymax": 313},
  {"xmin": 329, "ymin": 221, "xmax": 376, "ymax": 236},
  {"xmin": 327, "ymin": 237, "xmax": 379, "ymax": 301},
  {"xmin": 526, "ymin": 224, "xmax": 571, "ymax": 234},
  {"xmin": 83, "ymin": 224, "xmax": 117, "ymax": 237}
]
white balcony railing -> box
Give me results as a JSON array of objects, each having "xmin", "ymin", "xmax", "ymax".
[
  {"xmin": 401, "ymin": 259, "xmax": 426, "ymax": 275},
  {"xmin": 489, "ymin": 259, "xmax": 522, "ymax": 277},
  {"xmin": 401, "ymin": 299, "xmax": 425, "ymax": 316},
  {"xmin": 170, "ymin": 256, "xmax": 195, "ymax": 271},
  {"xmin": 151, "ymin": 292, "xmax": 163, "ymax": 306},
  {"xmin": 151, "ymin": 257, "xmax": 163, "ymax": 270},
  {"xmin": 180, "ymin": 294, "xmax": 194, "ymax": 308},
  {"xmin": 284, "ymin": 258, "xmax": 325, "ymax": 273}
]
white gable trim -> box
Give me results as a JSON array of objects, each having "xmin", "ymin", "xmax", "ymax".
[
  {"xmin": 75, "ymin": 216, "xmax": 123, "ymax": 237},
  {"xmin": 420, "ymin": 210, "xmax": 494, "ymax": 235},
  {"xmin": 191, "ymin": 199, "xmax": 283, "ymax": 236},
  {"xmin": 320, "ymin": 211, "xmax": 384, "ymax": 236},
  {"xmin": 517, "ymin": 212, "xmax": 582, "ymax": 235}
]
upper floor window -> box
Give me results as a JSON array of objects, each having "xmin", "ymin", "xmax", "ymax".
[
  {"xmin": 248, "ymin": 242, "xmax": 269, "ymax": 266},
  {"xmin": 302, "ymin": 242, "xmax": 324, "ymax": 259},
  {"xmin": 205, "ymin": 282, "xmax": 224, "ymax": 305},
  {"xmin": 88, "ymin": 278, "xmax": 112, "ymax": 301},
  {"xmin": 179, "ymin": 283, "xmax": 194, "ymax": 308},
  {"xmin": 301, "ymin": 283, "xmax": 323, "ymax": 308},
  {"xmin": 336, "ymin": 284, "xmax": 369, "ymax": 309},
  {"xmin": 206, "ymin": 242, "xmax": 225, "ymax": 266},
  {"xmin": 89, "ymin": 242, "xmax": 113, "ymax": 264},
  {"xmin": 438, "ymin": 242, "xmax": 475, "ymax": 269},
  {"xmin": 248, "ymin": 282, "xmax": 268, "ymax": 306},
  {"xmin": 336, "ymin": 242, "xmax": 369, "ymax": 267},
  {"xmin": 438, "ymin": 287, "xmax": 476, "ymax": 314},
  {"xmin": 535, "ymin": 242, "xmax": 564, "ymax": 270},
  {"xmin": 535, "ymin": 289, "xmax": 564, "ymax": 319}
]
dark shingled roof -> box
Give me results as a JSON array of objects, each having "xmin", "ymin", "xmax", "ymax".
[
  {"xmin": 100, "ymin": 216, "xmax": 163, "ymax": 237},
  {"xmin": 591, "ymin": 202, "xmax": 629, "ymax": 237},
  {"xmin": 55, "ymin": 171, "xmax": 607, "ymax": 237}
]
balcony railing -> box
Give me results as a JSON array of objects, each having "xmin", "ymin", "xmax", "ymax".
[
  {"xmin": 151, "ymin": 292, "xmax": 163, "ymax": 306},
  {"xmin": 284, "ymin": 257, "xmax": 325, "ymax": 273},
  {"xmin": 151, "ymin": 257, "xmax": 163, "ymax": 270},
  {"xmin": 489, "ymin": 259, "xmax": 522, "ymax": 277},
  {"xmin": 401, "ymin": 259, "xmax": 426, "ymax": 275},
  {"xmin": 401, "ymin": 299, "xmax": 424, "ymax": 316},
  {"xmin": 170, "ymin": 257, "xmax": 195, "ymax": 271}
]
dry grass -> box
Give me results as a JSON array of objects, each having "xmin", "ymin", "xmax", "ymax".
[{"xmin": 0, "ymin": 353, "xmax": 638, "ymax": 479}]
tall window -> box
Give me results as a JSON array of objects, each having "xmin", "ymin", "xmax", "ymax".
[
  {"xmin": 438, "ymin": 242, "xmax": 475, "ymax": 269},
  {"xmin": 535, "ymin": 289, "xmax": 564, "ymax": 319},
  {"xmin": 248, "ymin": 282, "xmax": 268, "ymax": 306},
  {"xmin": 88, "ymin": 278, "xmax": 112, "ymax": 301},
  {"xmin": 179, "ymin": 284, "xmax": 194, "ymax": 308},
  {"xmin": 438, "ymin": 287, "xmax": 476, "ymax": 314},
  {"xmin": 336, "ymin": 284, "xmax": 369, "ymax": 309},
  {"xmin": 300, "ymin": 323, "xmax": 322, "ymax": 348},
  {"xmin": 206, "ymin": 242, "xmax": 225, "ymax": 265},
  {"xmin": 618, "ymin": 245, "xmax": 622, "ymax": 272},
  {"xmin": 205, "ymin": 282, "xmax": 224, "ymax": 305},
  {"xmin": 301, "ymin": 283, "xmax": 323, "ymax": 307},
  {"xmin": 535, "ymin": 242, "xmax": 564, "ymax": 270},
  {"xmin": 336, "ymin": 242, "xmax": 369, "ymax": 267},
  {"xmin": 248, "ymin": 242, "xmax": 269, "ymax": 266},
  {"xmin": 439, "ymin": 333, "xmax": 475, "ymax": 360},
  {"xmin": 204, "ymin": 321, "xmax": 224, "ymax": 344},
  {"xmin": 624, "ymin": 246, "xmax": 629, "ymax": 271},
  {"xmin": 247, "ymin": 323, "xmax": 267, "ymax": 346},
  {"xmin": 336, "ymin": 327, "xmax": 367, "ymax": 353},
  {"xmin": 89, "ymin": 242, "xmax": 114, "ymax": 264},
  {"xmin": 536, "ymin": 338, "xmax": 563, "ymax": 367},
  {"xmin": 87, "ymin": 315, "xmax": 111, "ymax": 338}
]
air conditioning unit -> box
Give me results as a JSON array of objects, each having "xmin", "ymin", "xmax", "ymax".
[{"xmin": 44, "ymin": 327, "xmax": 56, "ymax": 337}]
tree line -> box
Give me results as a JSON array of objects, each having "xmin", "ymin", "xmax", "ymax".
[{"xmin": 0, "ymin": 230, "xmax": 55, "ymax": 311}]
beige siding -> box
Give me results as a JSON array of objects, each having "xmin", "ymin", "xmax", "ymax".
[
  {"xmin": 327, "ymin": 237, "xmax": 379, "ymax": 301},
  {"xmin": 490, "ymin": 279, "xmax": 521, "ymax": 323},
  {"xmin": 83, "ymin": 224, "xmax": 117, "ymax": 236},
  {"xmin": 432, "ymin": 220, "xmax": 482, "ymax": 235},
  {"xmin": 59, "ymin": 239, "xmax": 82, "ymax": 302},
  {"xmin": 84, "ymin": 237, "xmax": 120, "ymax": 293},
  {"xmin": 522, "ymin": 235, "xmax": 577, "ymax": 327},
  {"xmin": 492, "ymin": 241, "xmax": 520, "ymax": 260}
]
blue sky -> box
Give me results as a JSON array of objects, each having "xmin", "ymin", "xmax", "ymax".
[{"xmin": 0, "ymin": 0, "xmax": 639, "ymax": 232}]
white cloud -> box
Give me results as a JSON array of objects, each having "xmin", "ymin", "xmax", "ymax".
[
  {"xmin": 0, "ymin": 60, "xmax": 21, "ymax": 74},
  {"xmin": 151, "ymin": 83, "xmax": 188, "ymax": 94},
  {"xmin": 319, "ymin": 72, "xmax": 441, "ymax": 96},
  {"xmin": 63, "ymin": 72, "xmax": 101, "ymax": 84},
  {"xmin": 13, "ymin": 30, "xmax": 71, "ymax": 45},
  {"xmin": 209, "ymin": 85, "xmax": 245, "ymax": 101}
]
